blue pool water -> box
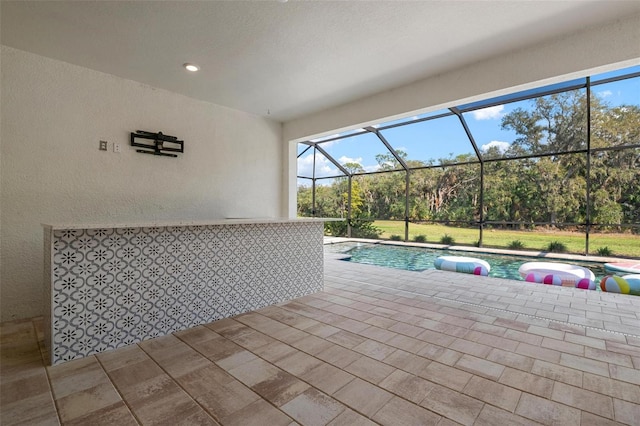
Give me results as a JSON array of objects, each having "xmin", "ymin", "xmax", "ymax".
[{"xmin": 326, "ymin": 242, "xmax": 606, "ymax": 282}]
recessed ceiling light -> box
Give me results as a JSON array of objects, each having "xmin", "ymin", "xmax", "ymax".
[{"xmin": 183, "ymin": 63, "xmax": 199, "ymax": 72}]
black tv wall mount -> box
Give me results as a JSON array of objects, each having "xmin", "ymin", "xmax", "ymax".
[{"xmin": 130, "ymin": 130, "xmax": 184, "ymax": 157}]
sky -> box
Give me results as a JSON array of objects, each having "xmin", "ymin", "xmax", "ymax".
[{"xmin": 298, "ymin": 65, "xmax": 640, "ymax": 185}]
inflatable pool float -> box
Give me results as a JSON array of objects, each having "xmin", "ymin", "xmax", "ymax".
[
  {"xmin": 525, "ymin": 273, "xmax": 562, "ymax": 286},
  {"xmin": 434, "ymin": 256, "xmax": 490, "ymax": 276},
  {"xmin": 604, "ymin": 262, "xmax": 640, "ymax": 275},
  {"xmin": 600, "ymin": 274, "xmax": 640, "ymax": 296},
  {"xmin": 518, "ymin": 262, "xmax": 595, "ymax": 287},
  {"xmin": 575, "ymin": 278, "xmax": 597, "ymax": 290}
]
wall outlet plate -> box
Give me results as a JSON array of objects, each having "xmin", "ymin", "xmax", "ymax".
[
  {"xmin": 113, "ymin": 143, "xmax": 121, "ymax": 153},
  {"xmin": 99, "ymin": 140, "xmax": 108, "ymax": 151}
]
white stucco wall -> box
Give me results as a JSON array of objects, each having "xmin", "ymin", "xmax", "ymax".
[
  {"xmin": 283, "ymin": 14, "xmax": 640, "ymax": 217},
  {"xmin": 1, "ymin": 46, "xmax": 283, "ymax": 321}
]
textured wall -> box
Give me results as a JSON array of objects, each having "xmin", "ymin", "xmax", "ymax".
[{"xmin": 1, "ymin": 46, "xmax": 283, "ymax": 321}]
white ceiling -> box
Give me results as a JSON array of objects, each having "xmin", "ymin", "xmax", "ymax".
[{"xmin": 2, "ymin": 1, "xmax": 639, "ymax": 122}]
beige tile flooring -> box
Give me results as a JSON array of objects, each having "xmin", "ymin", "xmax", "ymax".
[{"xmin": 3, "ymin": 253, "xmax": 640, "ymax": 425}]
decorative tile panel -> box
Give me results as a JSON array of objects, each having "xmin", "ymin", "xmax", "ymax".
[{"xmin": 46, "ymin": 222, "xmax": 324, "ymax": 364}]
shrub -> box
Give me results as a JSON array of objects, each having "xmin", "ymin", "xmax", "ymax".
[
  {"xmin": 440, "ymin": 234, "xmax": 455, "ymax": 245},
  {"xmin": 547, "ymin": 241, "xmax": 567, "ymax": 253},
  {"xmin": 350, "ymin": 219, "xmax": 382, "ymax": 239},
  {"xmin": 325, "ymin": 219, "xmax": 381, "ymax": 239},
  {"xmin": 508, "ymin": 240, "xmax": 525, "ymax": 250},
  {"xmin": 414, "ymin": 235, "xmax": 427, "ymax": 243},
  {"xmin": 390, "ymin": 235, "xmax": 402, "ymax": 241},
  {"xmin": 596, "ymin": 246, "xmax": 613, "ymax": 256},
  {"xmin": 324, "ymin": 221, "xmax": 347, "ymax": 237}
]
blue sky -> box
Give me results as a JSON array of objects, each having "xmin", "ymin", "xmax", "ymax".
[{"xmin": 298, "ymin": 66, "xmax": 640, "ymax": 183}]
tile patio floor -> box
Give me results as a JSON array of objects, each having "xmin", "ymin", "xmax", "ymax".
[{"xmin": 2, "ymin": 251, "xmax": 640, "ymax": 425}]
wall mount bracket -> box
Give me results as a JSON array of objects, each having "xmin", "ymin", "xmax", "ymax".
[{"xmin": 130, "ymin": 130, "xmax": 184, "ymax": 157}]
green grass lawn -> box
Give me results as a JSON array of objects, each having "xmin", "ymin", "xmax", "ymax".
[{"xmin": 372, "ymin": 220, "xmax": 640, "ymax": 258}]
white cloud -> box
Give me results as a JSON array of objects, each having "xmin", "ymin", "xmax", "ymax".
[
  {"xmin": 364, "ymin": 164, "xmax": 381, "ymax": 173},
  {"xmin": 472, "ymin": 105, "xmax": 505, "ymax": 120},
  {"xmin": 338, "ymin": 156, "xmax": 363, "ymax": 166},
  {"xmin": 481, "ymin": 140, "xmax": 510, "ymax": 153},
  {"xmin": 297, "ymin": 153, "xmax": 340, "ymax": 178},
  {"xmin": 598, "ymin": 90, "xmax": 613, "ymax": 98},
  {"xmin": 298, "ymin": 153, "xmax": 382, "ymax": 177},
  {"xmin": 338, "ymin": 156, "xmax": 381, "ymax": 173},
  {"xmin": 318, "ymin": 140, "xmax": 338, "ymax": 148}
]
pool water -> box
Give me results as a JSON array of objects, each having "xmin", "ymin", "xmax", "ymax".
[{"xmin": 326, "ymin": 242, "xmax": 606, "ymax": 282}]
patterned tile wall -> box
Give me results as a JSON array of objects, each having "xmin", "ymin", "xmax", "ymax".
[{"xmin": 46, "ymin": 222, "xmax": 324, "ymax": 364}]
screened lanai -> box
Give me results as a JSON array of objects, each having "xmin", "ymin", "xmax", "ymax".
[{"xmin": 297, "ymin": 65, "xmax": 640, "ymax": 257}]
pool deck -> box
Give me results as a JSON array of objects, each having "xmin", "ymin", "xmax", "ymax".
[{"xmin": 2, "ymin": 246, "xmax": 640, "ymax": 425}]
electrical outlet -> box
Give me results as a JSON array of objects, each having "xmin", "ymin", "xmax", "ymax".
[
  {"xmin": 113, "ymin": 143, "xmax": 121, "ymax": 153},
  {"xmin": 99, "ymin": 140, "xmax": 108, "ymax": 151}
]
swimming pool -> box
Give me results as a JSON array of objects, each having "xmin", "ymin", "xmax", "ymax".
[{"xmin": 326, "ymin": 242, "xmax": 606, "ymax": 282}]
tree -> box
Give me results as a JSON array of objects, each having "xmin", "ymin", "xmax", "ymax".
[
  {"xmin": 590, "ymin": 103, "xmax": 640, "ymax": 226},
  {"xmin": 296, "ymin": 183, "xmax": 313, "ymax": 217},
  {"xmin": 498, "ymin": 91, "xmax": 588, "ymax": 225},
  {"xmin": 502, "ymin": 91, "xmax": 588, "ymax": 155}
]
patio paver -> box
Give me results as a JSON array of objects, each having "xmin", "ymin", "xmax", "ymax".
[{"xmin": 2, "ymin": 249, "xmax": 640, "ymax": 425}]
